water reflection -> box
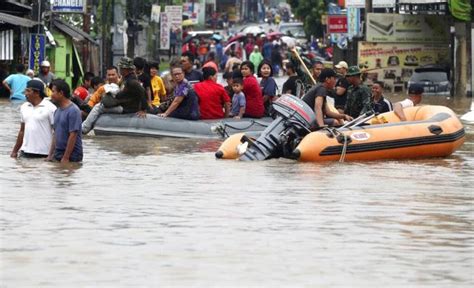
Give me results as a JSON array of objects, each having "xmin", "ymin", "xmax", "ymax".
[{"xmin": 1, "ymin": 97, "xmax": 473, "ymax": 286}]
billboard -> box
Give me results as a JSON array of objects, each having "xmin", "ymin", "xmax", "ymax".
[
  {"xmin": 51, "ymin": 0, "xmax": 85, "ymax": 13},
  {"xmin": 366, "ymin": 13, "xmax": 450, "ymax": 43},
  {"xmin": 358, "ymin": 42, "xmax": 449, "ymax": 89}
]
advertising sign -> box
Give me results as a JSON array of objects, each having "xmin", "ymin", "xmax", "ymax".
[
  {"xmin": 183, "ymin": 2, "xmax": 200, "ymax": 24},
  {"xmin": 160, "ymin": 12, "xmax": 170, "ymax": 50},
  {"xmin": 165, "ymin": 5, "xmax": 183, "ymax": 32},
  {"xmin": 29, "ymin": 34, "xmax": 46, "ymax": 73},
  {"xmin": 327, "ymin": 15, "xmax": 348, "ymax": 34},
  {"xmin": 346, "ymin": 0, "xmax": 395, "ymax": 8},
  {"xmin": 358, "ymin": 42, "xmax": 449, "ymax": 89},
  {"xmin": 347, "ymin": 7, "xmax": 360, "ymax": 40},
  {"xmin": 151, "ymin": 5, "xmax": 161, "ymax": 23},
  {"xmin": 51, "ymin": 0, "xmax": 85, "ymax": 13},
  {"xmin": 366, "ymin": 13, "xmax": 450, "ymax": 43}
]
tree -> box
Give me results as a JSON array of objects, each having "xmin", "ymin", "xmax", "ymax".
[{"xmin": 288, "ymin": 0, "xmax": 327, "ymax": 39}]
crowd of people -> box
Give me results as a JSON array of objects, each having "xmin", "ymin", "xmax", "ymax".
[{"xmin": 4, "ymin": 51, "xmax": 424, "ymax": 163}]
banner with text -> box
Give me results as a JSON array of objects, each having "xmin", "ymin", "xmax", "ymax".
[
  {"xmin": 165, "ymin": 5, "xmax": 183, "ymax": 32},
  {"xmin": 29, "ymin": 34, "xmax": 46, "ymax": 73},
  {"xmin": 160, "ymin": 12, "xmax": 170, "ymax": 49},
  {"xmin": 366, "ymin": 13, "xmax": 450, "ymax": 43},
  {"xmin": 327, "ymin": 15, "xmax": 348, "ymax": 34},
  {"xmin": 51, "ymin": 0, "xmax": 85, "ymax": 13}
]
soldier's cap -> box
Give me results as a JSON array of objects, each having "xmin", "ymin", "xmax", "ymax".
[
  {"xmin": 346, "ymin": 66, "xmax": 361, "ymax": 77},
  {"xmin": 408, "ymin": 83, "xmax": 424, "ymax": 95},
  {"xmin": 318, "ymin": 68, "xmax": 337, "ymax": 82},
  {"xmin": 26, "ymin": 79, "xmax": 46, "ymax": 98},
  {"xmin": 118, "ymin": 57, "xmax": 136, "ymax": 69}
]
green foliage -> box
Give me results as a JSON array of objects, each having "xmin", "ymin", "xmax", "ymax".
[{"xmin": 288, "ymin": 0, "xmax": 327, "ymax": 38}]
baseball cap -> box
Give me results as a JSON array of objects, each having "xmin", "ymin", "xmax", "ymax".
[
  {"xmin": 26, "ymin": 79, "xmax": 46, "ymax": 98},
  {"xmin": 335, "ymin": 61, "xmax": 348, "ymax": 69},
  {"xmin": 408, "ymin": 83, "xmax": 424, "ymax": 95},
  {"xmin": 318, "ymin": 68, "xmax": 337, "ymax": 82}
]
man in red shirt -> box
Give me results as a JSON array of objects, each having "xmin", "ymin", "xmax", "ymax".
[{"xmin": 194, "ymin": 67, "xmax": 231, "ymax": 119}]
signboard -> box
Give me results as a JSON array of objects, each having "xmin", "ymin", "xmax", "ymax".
[
  {"xmin": 151, "ymin": 5, "xmax": 161, "ymax": 23},
  {"xmin": 51, "ymin": 0, "xmax": 85, "ymax": 13},
  {"xmin": 183, "ymin": 2, "xmax": 200, "ymax": 24},
  {"xmin": 347, "ymin": 7, "xmax": 360, "ymax": 40},
  {"xmin": 358, "ymin": 42, "xmax": 449, "ymax": 88},
  {"xmin": 29, "ymin": 34, "xmax": 46, "ymax": 73},
  {"xmin": 346, "ymin": 0, "xmax": 395, "ymax": 8},
  {"xmin": 327, "ymin": 15, "xmax": 348, "ymax": 34},
  {"xmin": 160, "ymin": 12, "xmax": 170, "ymax": 50},
  {"xmin": 165, "ymin": 5, "xmax": 183, "ymax": 32},
  {"xmin": 366, "ymin": 13, "xmax": 450, "ymax": 43}
]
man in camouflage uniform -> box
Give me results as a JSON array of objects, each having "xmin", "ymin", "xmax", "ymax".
[{"xmin": 344, "ymin": 66, "xmax": 373, "ymax": 118}]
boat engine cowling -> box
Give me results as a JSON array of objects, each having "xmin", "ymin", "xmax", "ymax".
[{"xmin": 239, "ymin": 95, "xmax": 316, "ymax": 161}]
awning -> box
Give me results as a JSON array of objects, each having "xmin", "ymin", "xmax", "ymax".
[
  {"xmin": 0, "ymin": 12, "xmax": 38, "ymax": 28},
  {"xmin": 5, "ymin": 0, "xmax": 32, "ymax": 11},
  {"xmin": 52, "ymin": 19, "xmax": 98, "ymax": 45}
]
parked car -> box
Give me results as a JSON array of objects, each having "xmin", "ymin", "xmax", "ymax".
[
  {"xmin": 408, "ymin": 65, "xmax": 452, "ymax": 96},
  {"xmin": 278, "ymin": 22, "xmax": 307, "ymax": 45}
]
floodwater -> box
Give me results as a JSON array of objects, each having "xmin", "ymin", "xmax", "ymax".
[{"xmin": 0, "ymin": 93, "xmax": 473, "ymax": 287}]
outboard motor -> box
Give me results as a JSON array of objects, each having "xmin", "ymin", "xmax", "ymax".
[{"xmin": 239, "ymin": 95, "xmax": 316, "ymax": 161}]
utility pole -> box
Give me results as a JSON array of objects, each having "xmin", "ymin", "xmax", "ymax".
[
  {"xmin": 112, "ymin": 0, "xmax": 126, "ymax": 65},
  {"xmin": 454, "ymin": 21, "xmax": 467, "ymax": 97},
  {"xmin": 364, "ymin": 0, "xmax": 372, "ymax": 40},
  {"xmin": 83, "ymin": 0, "xmax": 91, "ymax": 74}
]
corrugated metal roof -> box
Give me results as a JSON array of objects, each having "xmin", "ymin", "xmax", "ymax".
[
  {"xmin": 52, "ymin": 19, "xmax": 98, "ymax": 44},
  {"xmin": 0, "ymin": 12, "xmax": 37, "ymax": 28}
]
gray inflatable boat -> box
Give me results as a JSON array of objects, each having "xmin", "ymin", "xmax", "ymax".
[{"xmin": 93, "ymin": 114, "xmax": 272, "ymax": 139}]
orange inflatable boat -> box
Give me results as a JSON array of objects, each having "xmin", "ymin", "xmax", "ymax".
[{"xmin": 216, "ymin": 105, "xmax": 465, "ymax": 162}]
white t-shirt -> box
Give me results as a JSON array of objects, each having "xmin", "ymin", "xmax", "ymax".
[
  {"xmin": 20, "ymin": 98, "xmax": 57, "ymax": 155},
  {"xmin": 399, "ymin": 98, "xmax": 414, "ymax": 109}
]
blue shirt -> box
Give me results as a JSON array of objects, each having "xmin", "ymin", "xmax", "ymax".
[
  {"xmin": 231, "ymin": 92, "xmax": 246, "ymax": 116},
  {"xmin": 53, "ymin": 103, "xmax": 83, "ymax": 161},
  {"xmin": 170, "ymin": 80, "xmax": 200, "ymax": 120},
  {"xmin": 4, "ymin": 73, "xmax": 30, "ymax": 101},
  {"xmin": 185, "ymin": 69, "xmax": 203, "ymax": 83},
  {"xmin": 263, "ymin": 42, "xmax": 272, "ymax": 60},
  {"xmin": 260, "ymin": 77, "xmax": 277, "ymax": 97}
]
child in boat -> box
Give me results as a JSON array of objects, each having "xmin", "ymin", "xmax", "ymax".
[{"xmin": 229, "ymin": 77, "xmax": 246, "ymax": 119}]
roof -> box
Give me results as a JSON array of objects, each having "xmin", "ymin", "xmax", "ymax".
[
  {"xmin": 4, "ymin": 0, "xmax": 32, "ymax": 11},
  {"xmin": 0, "ymin": 12, "xmax": 37, "ymax": 28},
  {"xmin": 52, "ymin": 19, "xmax": 98, "ymax": 44}
]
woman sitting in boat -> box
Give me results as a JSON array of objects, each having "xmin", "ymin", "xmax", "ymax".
[
  {"xmin": 394, "ymin": 83, "xmax": 424, "ymax": 121},
  {"xmin": 301, "ymin": 68, "xmax": 352, "ymax": 127},
  {"xmin": 240, "ymin": 61, "xmax": 264, "ymax": 118},
  {"xmin": 158, "ymin": 66, "xmax": 200, "ymax": 120},
  {"xmin": 194, "ymin": 67, "xmax": 231, "ymax": 119},
  {"xmin": 258, "ymin": 59, "xmax": 278, "ymax": 116}
]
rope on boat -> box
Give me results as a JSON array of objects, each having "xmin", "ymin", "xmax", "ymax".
[{"xmin": 339, "ymin": 133, "xmax": 349, "ymax": 163}]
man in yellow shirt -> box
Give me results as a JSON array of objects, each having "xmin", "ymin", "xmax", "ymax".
[
  {"xmin": 87, "ymin": 66, "xmax": 120, "ymax": 108},
  {"xmin": 149, "ymin": 61, "xmax": 167, "ymax": 114}
]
